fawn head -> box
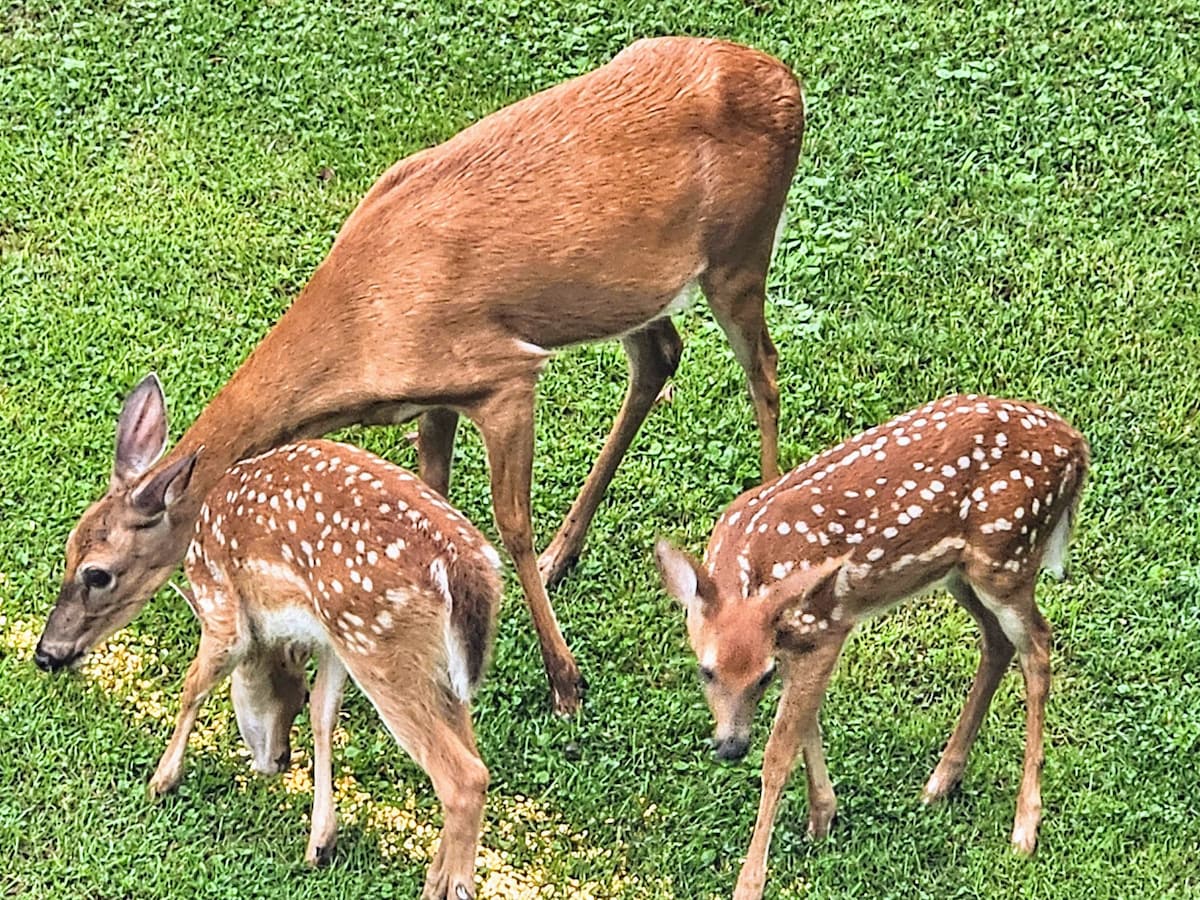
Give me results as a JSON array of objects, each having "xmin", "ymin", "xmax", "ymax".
[
  {"xmin": 656, "ymin": 541, "xmax": 844, "ymax": 760},
  {"xmin": 232, "ymin": 643, "xmax": 311, "ymax": 776},
  {"xmin": 35, "ymin": 375, "xmax": 200, "ymax": 671}
]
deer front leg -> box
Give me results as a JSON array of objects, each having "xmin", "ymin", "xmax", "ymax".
[
  {"xmin": 473, "ymin": 385, "xmax": 583, "ymax": 715},
  {"xmin": 538, "ymin": 319, "xmax": 682, "ymax": 587},
  {"xmin": 305, "ymin": 653, "xmax": 347, "ymax": 866},
  {"xmin": 734, "ymin": 649, "xmax": 840, "ymax": 900},
  {"xmin": 148, "ymin": 632, "xmax": 235, "ymax": 799}
]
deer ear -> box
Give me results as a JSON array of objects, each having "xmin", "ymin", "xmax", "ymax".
[
  {"xmin": 768, "ymin": 555, "xmax": 848, "ymax": 632},
  {"xmin": 130, "ymin": 451, "xmax": 200, "ymax": 516},
  {"xmin": 654, "ymin": 540, "xmax": 718, "ymax": 616},
  {"xmin": 113, "ymin": 374, "xmax": 168, "ymax": 487}
]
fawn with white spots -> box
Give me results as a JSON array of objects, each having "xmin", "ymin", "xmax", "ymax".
[
  {"xmin": 146, "ymin": 439, "xmax": 501, "ymax": 900},
  {"xmin": 37, "ymin": 37, "xmax": 806, "ymax": 716},
  {"xmin": 656, "ymin": 395, "xmax": 1089, "ymax": 900}
]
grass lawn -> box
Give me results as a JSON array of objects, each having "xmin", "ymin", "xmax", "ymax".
[{"xmin": 2, "ymin": 0, "xmax": 1199, "ymax": 897}]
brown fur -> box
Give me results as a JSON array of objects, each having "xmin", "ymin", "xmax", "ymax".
[
  {"xmin": 660, "ymin": 395, "xmax": 1089, "ymax": 900},
  {"xmin": 148, "ymin": 440, "xmax": 501, "ymax": 898},
  {"xmin": 42, "ymin": 37, "xmax": 805, "ymax": 714}
]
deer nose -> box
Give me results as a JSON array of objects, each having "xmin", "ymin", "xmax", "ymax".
[
  {"xmin": 34, "ymin": 643, "xmax": 76, "ymax": 672},
  {"xmin": 714, "ymin": 735, "xmax": 750, "ymax": 762},
  {"xmin": 275, "ymin": 750, "xmax": 291, "ymax": 772}
]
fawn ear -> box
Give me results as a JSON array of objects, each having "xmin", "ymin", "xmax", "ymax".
[
  {"xmin": 112, "ymin": 373, "xmax": 169, "ymax": 487},
  {"xmin": 130, "ymin": 450, "xmax": 200, "ymax": 516},
  {"xmin": 654, "ymin": 540, "xmax": 718, "ymax": 617},
  {"xmin": 767, "ymin": 555, "xmax": 848, "ymax": 634}
]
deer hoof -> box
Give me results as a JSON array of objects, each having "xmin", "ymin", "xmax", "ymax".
[
  {"xmin": 537, "ymin": 546, "xmax": 580, "ymax": 589},
  {"xmin": 551, "ymin": 672, "xmax": 587, "ymax": 717},
  {"xmin": 305, "ymin": 843, "xmax": 335, "ymax": 867},
  {"xmin": 146, "ymin": 773, "xmax": 179, "ymax": 801},
  {"xmin": 806, "ymin": 806, "xmax": 836, "ymax": 840}
]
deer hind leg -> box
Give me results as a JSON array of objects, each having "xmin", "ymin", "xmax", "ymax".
[
  {"xmin": 418, "ymin": 408, "xmax": 460, "ymax": 499},
  {"xmin": 471, "ymin": 384, "xmax": 582, "ymax": 715},
  {"xmin": 305, "ymin": 652, "xmax": 348, "ymax": 867},
  {"xmin": 703, "ymin": 265, "xmax": 781, "ymax": 481},
  {"xmin": 923, "ymin": 574, "xmax": 1017, "ymax": 803},
  {"xmin": 148, "ymin": 629, "xmax": 239, "ymax": 799},
  {"xmin": 1012, "ymin": 605, "xmax": 1051, "ymax": 855},
  {"xmin": 538, "ymin": 318, "xmax": 683, "ymax": 587},
  {"xmin": 351, "ymin": 666, "xmax": 487, "ymax": 900},
  {"xmin": 967, "ymin": 576, "xmax": 1050, "ymax": 855},
  {"xmin": 734, "ymin": 645, "xmax": 841, "ymax": 900}
]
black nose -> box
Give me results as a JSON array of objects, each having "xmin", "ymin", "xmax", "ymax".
[
  {"xmin": 714, "ymin": 735, "xmax": 750, "ymax": 761},
  {"xmin": 34, "ymin": 644, "xmax": 71, "ymax": 672},
  {"xmin": 275, "ymin": 750, "xmax": 291, "ymax": 772}
]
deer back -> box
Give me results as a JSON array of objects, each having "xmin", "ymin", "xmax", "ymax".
[
  {"xmin": 186, "ymin": 440, "xmax": 502, "ymax": 702},
  {"xmin": 705, "ymin": 395, "xmax": 1089, "ymax": 618}
]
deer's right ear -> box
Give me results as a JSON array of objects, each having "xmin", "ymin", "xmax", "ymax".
[
  {"xmin": 654, "ymin": 540, "xmax": 715, "ymax": 615},
  {"xmin": 112, "ymin": 373, "xmax": 169, "ymax": 487}
]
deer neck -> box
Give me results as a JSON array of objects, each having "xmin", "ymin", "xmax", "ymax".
[{"xmin": 157, "ymin": 269, "xmax": 374, "ymax": 559}]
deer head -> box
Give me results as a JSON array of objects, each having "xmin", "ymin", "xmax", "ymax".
[
  {"xmin": 656, "ymin": 540, "xmax": 845, "ymax": 760},
  {"xmin": 231, "ymin": 643, "xmax": 311, "ymax": 776},
  {"xmin": 35, "ymin": 375, "xmax": 200, "ymax": 671}
]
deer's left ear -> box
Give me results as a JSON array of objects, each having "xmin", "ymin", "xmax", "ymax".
[
  {"xmin": 654, "ymin": 539, "xmax": 718, "ymax": 617},
  {"xmin": 130, "ymin": 450, "xmax": 201, "ymax": 516},
  {"xmin": 767, "ymin": 555, "xmax": 847, "ymax": 633}
]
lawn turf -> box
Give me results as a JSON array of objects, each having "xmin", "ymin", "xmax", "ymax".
[{"xmin": 2, "ymin": 0, "xmax": 1199, "ymax": 897}]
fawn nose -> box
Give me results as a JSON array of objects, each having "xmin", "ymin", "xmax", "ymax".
[
  {"xmin": 714, "ymin": 735, "xmax": 750, "ymax": 761},
  {"xmin": 275, "ymin": 750, "xmax": 291, "ymax": 772},
  {"xmin": 34, "ymin": 642, "xmax": 77, "ymax": 672}
]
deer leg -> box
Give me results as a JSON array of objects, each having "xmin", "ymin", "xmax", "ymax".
[
  {"xmin": 538, "ymin": 318, "xmax": 682, "ymax": 586},
  {"xmin": 734, "ymin": 648, "xmax": 840, "ymax": 900},
  {"xmin": 418, "ymin": 408, "xmax": 460, "ymax": 499},
  {"xmin": 305, "ymin": 652, "xmax": 348, "ymax": 867},
  {"xmin": 704, "ymin": 270, "xmax": 780, "ymax": 481},
  {"xmin": 1012, "ymin": 607, "xmax": 1051, "ymax": 855},
  {"xmin": 354, "ymin": 670, "xmax": 487, "ymax": 900},
  {"xmin": 472, "ymin": 386, "xmax": 583, "ymax": 715},
  {"xmin": 148, "ymin": 631, "xmax": 237, "ymax": 799},
  {"xmin": 924, "ymin": 576, "xmax": 1016, "ymax": 802}
]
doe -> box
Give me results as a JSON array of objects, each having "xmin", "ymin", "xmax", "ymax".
[
  {"xmin": 656, "ymin": 395, "xmax": 1088, "ymax": 900},
  {"xmin": 147, "ymin": 439, "xmax": 500, "ymax": 900}
]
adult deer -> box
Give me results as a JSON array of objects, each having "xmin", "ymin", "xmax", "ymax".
[
  {"xmin": 656, "ymin": 395, "xmax": 1088, "ymax": 900},
  {"xmin": 35, "ymin": 37, "xmax": 805, "ymax": 714},
  {"xmin": 145, "ymin": 439, "xmax": 500, "ymax": 899}
]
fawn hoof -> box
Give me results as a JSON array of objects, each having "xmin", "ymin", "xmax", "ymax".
[
  {"xmin": 1011, "ymin": 823, "xmax": 1039, "ymax": 856},
  {"xmin": 305, "ymin": 842, "xmax": 335, "ymax": 868},
  {"xmin": 922, "ymin": 768, "xmax": 963, "ymax": 804},
  {"xmin": 146, "ymin": 771, "xmax": 180, "ymax": 801},
  {"xmin": 420, "ymin": 868, "xmax": 475, "ymax": 900}
]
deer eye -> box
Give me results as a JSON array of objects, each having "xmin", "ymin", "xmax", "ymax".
[
  {"xmin": 699, "ymin": 666, "xmax": 716, "ymax": 684},
  {"xmin": 81, "ymin": 566, "xmax": 114, "ymax": 590}
]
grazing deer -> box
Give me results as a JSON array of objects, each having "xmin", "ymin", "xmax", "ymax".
[
  {"xmin": 145, "ymin": 439, "xmax": 500, "ymax": 900},
  {"xmin": 35, "ymin": 36, "xmax": 805, "ymax": 715},
  {"xmin": 656, "ymin": 395, "xmax": 1088, "ymax": 900}
]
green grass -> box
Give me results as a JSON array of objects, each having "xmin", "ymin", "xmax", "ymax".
[{"xmin": 2, "ymin": 0, "xmax": 1199, "ymax": 897}]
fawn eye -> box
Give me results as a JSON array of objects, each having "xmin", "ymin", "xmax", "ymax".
[
  {"xmin": 699, "ymin": 666, "xmax": 715, "ymax": 684},
  {"xmin": 81, "ymin": 566, "xmax": 114, "ymax": 590}
]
